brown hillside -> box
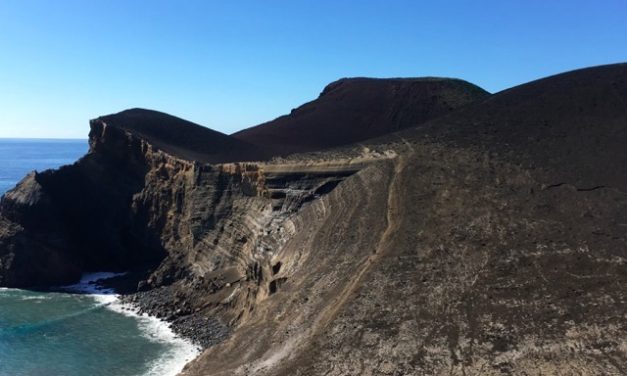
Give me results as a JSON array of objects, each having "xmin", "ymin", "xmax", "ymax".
[
  {"xmin": 399, "ymin": 63, "xmax": 627, "ymax": 191},
  {"xmin": 93, "ymin": 108, "xmax": 268, "ymax": 163},
  {"xmin": 233, "ymin": 77, "xmax": 489, "ymax": 155}
]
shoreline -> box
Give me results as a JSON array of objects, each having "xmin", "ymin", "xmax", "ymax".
[
  {"xmin": 63, "ymin": 272, "xmax": 201, "ymax": 376},
  {"xmin": 120, "ymin": 284, "xmax": 231, "ymax": 350}
]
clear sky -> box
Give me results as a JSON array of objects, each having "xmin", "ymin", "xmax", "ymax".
[{"xmin": 1, "ymin": 1, "xmax": 626, "ymax": 138}]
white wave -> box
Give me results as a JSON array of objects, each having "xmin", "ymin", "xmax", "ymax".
[
  {"xmin": 64, "ymin": 272, "xmax": 201, "ymax": 376},
  {"xmin": 20, "ymin": 295, "xmax": 51, "ymax": 301},
  {"xmin": 105, "ymin": 299, "xmax": 200, "ymax": 376}
]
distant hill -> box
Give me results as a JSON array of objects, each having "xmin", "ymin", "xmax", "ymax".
[
  {"xmin": 92, "ymin": 108, "xmax": 267, "ymax": 163},
  {"xmin": 233, "ymin": 77, "xmax": 489, "ymax": 155},
  {"xmin": 396, "ymin": 63, "xmax": 627, "ymax": 191}
]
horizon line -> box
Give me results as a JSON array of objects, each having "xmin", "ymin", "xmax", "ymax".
[{"xmin": 0, "ymin": 137, "xmax": 88, "ymax": 141}]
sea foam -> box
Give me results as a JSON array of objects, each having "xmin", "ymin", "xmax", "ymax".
[{"xmin": 64, "ymin": 272, "xmax": 200, "ymax": 376}]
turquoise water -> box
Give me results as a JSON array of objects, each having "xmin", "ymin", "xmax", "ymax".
[{"xmin": 0, "ymin": 139, "xmax": 198, "ymax": 376}]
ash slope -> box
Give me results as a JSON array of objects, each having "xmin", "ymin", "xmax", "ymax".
[
  {"xmin": 94, "ymin": 108, "xmax": 268, "ymax": 163},
  {"xmin": 0, "ymin": 64, "xmax": 626, "ymax": 376},
  {"xmin": 233, "ymin": 77, "xmax": 489, "ymax": 155}
]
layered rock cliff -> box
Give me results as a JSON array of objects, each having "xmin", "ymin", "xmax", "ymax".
[{"xmin": 0, "ymin": 115, "xmax": 372, "ymax": 289}]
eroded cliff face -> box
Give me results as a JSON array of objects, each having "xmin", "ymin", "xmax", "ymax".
[
  {"xmin": 0, "ymin": 116, "xmax": 394, "ymax": 354},
  {"xmin": 121, "ymin": 151, "xmax": 391, "ymax": 346},
  {"xmin": 0, "ymin": 124, "xmax": 147, "ymax": 286},
  {"xmin": 0, "ymin": 119, "xmax": 373, "ymax": 290},
  {"xmin": 181, "ymin": 141, "xmax": 627, "ymax": 376}
]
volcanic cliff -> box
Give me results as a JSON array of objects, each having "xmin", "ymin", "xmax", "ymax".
[{"xmin": 1, "ymin": 65, "xmax": 627, "ymax": 375}]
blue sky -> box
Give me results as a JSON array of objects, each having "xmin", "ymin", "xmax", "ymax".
[{"xmin": 1, "ymin": 1, "xmax": 626, "ymax": 138}]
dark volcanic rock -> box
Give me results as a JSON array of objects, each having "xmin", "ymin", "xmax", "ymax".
[
  {"xmin": 0, "ymin": 130, "xmax": 160, "ymax": 287},
  {"xmin": 121, "ymin": 286, "xmax": 230, "ymax": 349},
  {"xmin": 233, "ymin": 77, "xmax": 489, "ymax": 155},
  {"xmin": 93, "ymin": 108, "xmax": 268, "ymax": 163},
  {"xmin": 402, "ymin": 62, "xmax": 627, "ymax": 192}
]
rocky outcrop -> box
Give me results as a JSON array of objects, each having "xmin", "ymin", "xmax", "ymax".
[{"xmin": 0, "ymin": 116, "xmax": 374, "ymax": 288}]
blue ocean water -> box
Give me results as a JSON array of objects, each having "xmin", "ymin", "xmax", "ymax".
[
  {"xmin": 0, "ymin": 139, "xmax": 88, "ymax": 194},
  {"xmin": 0, "ymin": 139, "xmax": 198, "ymax": 376}
]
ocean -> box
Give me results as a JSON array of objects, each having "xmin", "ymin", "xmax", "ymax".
[{"xmin": 0, "ymin": 139, "xmax": 198, "ymax": 376}]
